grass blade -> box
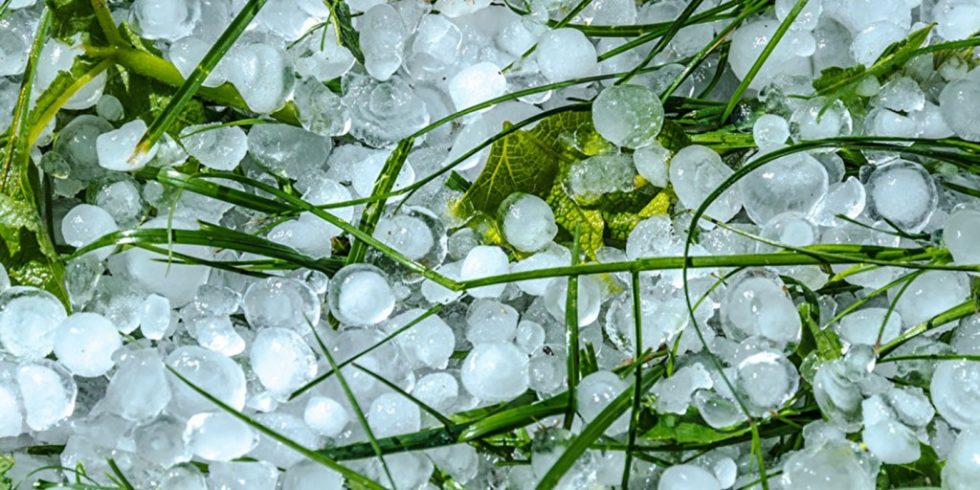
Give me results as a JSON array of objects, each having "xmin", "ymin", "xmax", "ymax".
[
  {"xmin": 563, "ymin": 225, "xmax": 582, "ymax": 430},
  {"xmin": 131, "ymin": 0, "xmax": 271, "ymax": 160},
  {"xmin": 165, "ymin": 365, "xmax": 385, "ymax": 489},
  {"xmin": 621, "ymin": 272, "xmax": 644, "ymax": 490}
]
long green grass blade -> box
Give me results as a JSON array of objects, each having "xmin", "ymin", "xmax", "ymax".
[
  {"xmin": 563, "ymin": 226, "xmax": 582, "ymax": 430},
  {"xmin": 131, "ymin": 0, "xmax": 271, "ymax": 160}
]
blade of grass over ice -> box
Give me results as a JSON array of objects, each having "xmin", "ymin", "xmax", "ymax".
[
  {"xmin": 501, "ymin": 0, "xmax": 596, "ymax": 72},
  {"xmin": 308, "ymin": 326, "xmax": 396, "ymax": 488},
  {"xmin": 130, "ymin": 0, "xmax": 271, "ymax": 161},
  {"xmin": 879, "ymin": 300, "xmax": 978, "ymax": 356},
  {"xmin": 346, "ymin": 137, "xmax": 415, "ymax": 264},
  {"xmin": 89, "ymin": 0, "xmax": 123, "ymax": 46},
  {"xmin": 621, "ymin": 272, "xmax": 645, "ymax": 490},
  {"xmin": 720, "ymin": 0, "xmax": 809, "ymax": 122},
  {"xmin": 563, "ymin": 225, "xmax": 582, "ymax": 430},
  {"xmin": 105, "ymin": 459, "xmax": 135, "ymax": 490},
  {"xmin": 617, "ymin": 0, "xmax": 708, "ymax": 85},
  {"xmin": 352, "ymin": 362, "xmax": 455, "ymax": 428},
  {"xmin": 165, "ymin": 365, "xmax": 385, "ymax": 489},
  {"xmin": 536, "ymin": 365, "xmax": 664, "ymax": 490}
]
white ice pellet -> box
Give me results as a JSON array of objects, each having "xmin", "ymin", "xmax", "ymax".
[
  {"xmin": 535, "ymin": 29, "xmax": 599, "ymax": 82},
  {"xmin": 461, "ymin": 342, "xmax": 529, "ymax": 402},
  {"xmin": 592, "ymin": 84, "xmax": 664, "ymax": 149},
  {"xmin": 500, "ymin": 193, "xmax": 558, "ymax": 253},
  {"xmin": 96, "ymin": 120, "xmax": 158, "ymax": 171}
]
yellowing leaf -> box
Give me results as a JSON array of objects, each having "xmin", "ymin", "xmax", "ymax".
[{"xmin": 547, "ymin": 182, "xmax": 604, "ymax": 259}]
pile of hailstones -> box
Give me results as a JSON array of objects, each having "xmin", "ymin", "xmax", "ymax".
[{"xmin": 2, "ymin": 0, "xmax": 980, "ymax": 488}]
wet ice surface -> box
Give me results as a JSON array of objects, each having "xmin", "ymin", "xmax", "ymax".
[{"xmin": 1, "ymin": 0, "xmax": 980, "ymax": 487}]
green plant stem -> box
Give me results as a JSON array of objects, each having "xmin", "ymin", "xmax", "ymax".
[
  {"xmin": 89, "ymin": 0, "xmax": 123, "ymax": 46},
  {"xmin": 563, "ymin": 226, "xmax": 582, "ymax": 430}
]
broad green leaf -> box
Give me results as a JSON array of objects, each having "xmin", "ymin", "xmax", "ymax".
[
  {"xmin": 0, "ymin": 454, "xmax": 12, "ymax": 490},
  {"xmin": 457, "ymin": 111, "xmax": 594, "ymax": 215},
  {"xmin": 45, "ymin": 0, "xmax": 105, "ymax": 45},
  {"xmin": 326, "ymin": 0, "xmax": 364, "ymax": 64},
  {"xmin": 0, "ymin": 193, "xmax": 68, "ymax": 304},
  {"xmin": 546, "ymin": 181, "xmax": 604, "ymax": 258},
  {"xmin": 602, "ymin": 191, "xmax": 671, "ymax": 243},
  {"xmin": 642, "ymin": 411, "xmax": 750, "ymax": 445},
  {"xmin": 876, "ymin": 444, "xmax": 943, "ymax": 489}
]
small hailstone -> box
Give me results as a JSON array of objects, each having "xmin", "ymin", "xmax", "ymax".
[
  {"xmin": 510, "ymin": 251, "xmax": 566, "ymax": 296},
  {"xmin": 0, "ymin": 381, "xmax": 21, "ymax": 437},
  {"xmin": 722, "ymin": 272, "xmax": 801, "ymax": 344},
  {"xmin": 250, "ymin": 328, "xmax": 317, "ymax": 397},
  {"xmin": 499, "ymin": 193, "xmax": 557, "ymax": 253},
  {"xmin": 282, "ymin": 461, "xmax": 345, "ymax": 490},
  {"xmin": 779, "ymin": 441, "xmax": 876, "ymax": 489},
  {"xmin": 95, "ymin": 95, "xmax": 124, "ymax": 121},
  {"xmin": 535, "ymin": 28, "xmax": 598, "ymax": 82},
  {"xmin": 184, "ymin": 412, "xmax": 259, "ymax": 461},
  {"xmin": 945, "ymin": 208, "xmax": 980, "ymax": 265},
  {"xmin": 943, "ymin": 428, "xmax": 980, "ymax": 490},
  {"xmin": 576, "ymin": 370, "xmax": 630, "ymax": 434},
  {"xmin": 180, "ymin": 124, "xmax": 248, "ymax": 171},
  {"xmin": 208, "ymin": 461, "xmax": 279, "ymax": 490},
  {"xmin": 129, "ymin": 0, "xmax": 200, "ymax": 41},
  {"xmin": 669, "ymin": 145, "xmax": 741, "ymax": 222},
  {"xmin": 658, "ymin": 464, "xmax": 722, "ymax": 490},
  {"xmin": 543, "ymin": 275, "xmax": 603, "ymax": 327},
  {"xmin": 139, "ymin": 294, "xmax": 171, "ymax": 340},
  {"xmin": 327, "ymin": 264, "xmax": 395, "ymax": 326},
  {"xmin": 740, "ymin": 153, "xmax": 829, "ymax": 225},
  {"xmin": 460, "ymin": 246, "xmax": 510, "ymax": 299},
  {"xmin": 515, "ymin": 320, "xmax": 546, "ymax": 354},
  {"xmin": 248, "ymin": 123, "xmax": 332, "ymax": 179},
  {"xmin": 53, "ymin": 313, "xmax": 121, "ymax": 377},
  {"xmin": 104, "ymin": 349, "xmax": 171, "ymax": 422},
  {"xmin": 866, "ymin": 160, "xmax": 937, "ymax": 233},
  {"xmin": 96, "ymin": 119, "xmax": 158, "ymax": 171},
  {"xmin": 414, "ymin": 372, "xmax": 459, "ymax": 411},
  {"xmin": 243, "ymin": 277, "xmax": 321, "ymax": 330},
  {"xmin": 435, "ymin": 0, "xmax": 491, "ymax": 16},
  {"xmin": 808, "ymin": 176, "xmax": 866, "ymax": 227},
  {"xmin": 752, "ymin": 114, "xmax": 790, "ymax": 151},
  {"xmin": 789, "ymin": 98, "xmax": 853, "ymax": 142},
  {"xmin": 651, "ymin": 363, "xmax": 713, "ymax": 415},
  {"xmin": 449, "ymin": 62, "xmax": 507, "ymax": 110},
  {"xmin": 850, "ymin": 21, "xmax": 908, "ymax": 66},
  {"xmin": 931, "ymin": 361, "xmax": 980, "ymax": 429},
  {"xmin": 939, "ymin": 77, "xmax": 980, "ymax": 142},
  {"xmin": 304, "ymin": 396, "xmax": 349, "ymax": 438},
  {"xmin": 466, "ymin": 299, "xmax": 519, "ymax": 345},
  {"xmin": 61, "ymin": 203, "xmax": 118, "ymax": 260},
  {"xmin": 349, "ymin": 149, "xmax": 416, "ymax": 198},
  {"xmin": 224, "ymin": 43, "xmax": 293, "ymax": 114},
  {"xmin": 838, "ymin": 308, "xmax": 902, "ymax": 347},
  {"xmin": 892, "ymin": 270, "xmax": 970, "ymax": 328},
  {"xmin": 633, "ymin": 144, "xmax": 670, "ymax": 187},
  {"xmin": 935, "ymin": 0, "xmax": 980, "ymax": 41},
  {"xmin": 461, "ymin": 342, "xmax": 529, "ymax": 402},
  {"xmin": 166, "ymin": 346, "xmax": 247, "ymax": 417},
  {"xmin": 17, "ymin": 360, "xmax": 77, "ymax": 431},
  {"xmin": 374, "ymin": 214, "xmax": 435, "ymax": 261},
  {"xmin": 735, "ymin": 350, "xmax": 799, "ymax": 416},
  {"xmin": 359, "ymin": 4, "xmax": 407, "ymax": 81},
  {"xmin": 592, "ymin": 84, "xmax": 664, "ymax": 149},
  {"xmin": 386, "ymin": 309, "xmax": 455, "ymax": 369},
  {"xmin": 0, "ymin": 286, "xmax": 67, "ymax": 359},
  {"xmin": 368, "ymin": 393, "xmax": 421, "ymax": 438},
  {"xmin": 168, "ymin": 36, "xmax": 227, "ymax": 87}
]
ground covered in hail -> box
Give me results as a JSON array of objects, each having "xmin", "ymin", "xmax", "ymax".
[{"xmin": 1, "ymin": 0, "xmax": 980, "ymax": 488}]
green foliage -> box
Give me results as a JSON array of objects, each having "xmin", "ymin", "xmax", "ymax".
[
  {"xmin": 876, "ymin": 445, "xmax": 943, "ymax": 489},
  {"xmin": 0, "ymin": 192, "xmax": 68, "ymax": 303},
  {"xmin": 643, "ymin": 410, "xmax": 751, "ymax": 445},
  {"xmin": 0, "ymin": 454, "xmax": 13, "ymax": 490},
  {"xmin": 103, "ymin": 65, "xmax": 206, "ymax": 134},
  {"xmin": 45, "ymin": 0, "xmax": 105, "ymax": 45},
  {"xmin": 326, "ymin": 0, "xmax": 364, "ymax": 64}
]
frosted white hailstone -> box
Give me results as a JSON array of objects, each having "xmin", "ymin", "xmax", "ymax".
[
  {"xmin": 61, "ymin": 204, "xmax": 118, "ymax": 260},
  {"xmin": 104, "ymin": 349, "xmax": 171, "ymax": 422},
  {"xmin": 633, "ymin": 144, "xmax": 670, "ymax": 187},
  {"xmin": 166, "ymin": 346, "xmax": 247, "ymax": 417},
  {"xmin": 861, "ymin": 397, "xmax": 919, "ymax": 464},
  {"xmin": 740, "ymin": 152, "xmax": 828, "ymax": 225},
  {"xmin": 125, "ymin": 217, "xmax": 210, "ymax": 307},
  {"xmin": 775, "ymin": 0, "xmax": 824, "ymax": 31},
  {"xmin": 735, "ymin": 350, "xmax": 799, "ymax": 416},
  {"xmin": 460, "ymin": 245, "xmax": 510, "ymax": 299},
  {"xmin": 592, "ymin": 84, "xmax": 665, "ymax": 149},
  {"xmin": 576, "ymin": 370, "xmax": 630, "ymax": 435},
  {"xmin": 282, "ymin": 461, "xmax": 345, "ymax": 490},
  {"xmin": 752, "ymin": 114, "xmax": 790, "ymax": 151},
  {"xmin": 449, "ymin": 62, "xmax": 506, "ymax": 110},
  {"xmin": 658, "ymin": 464, "xmax": 721, "ymax": 490},
  {"xmin": 728, "ymin": 19, "xmax": 811, "ymax": 90},
  {"xmin": 248, "ymin": 124, "xmax": 332, "ymax": 179},
  {"xmin": 809, "ymin": 176, "xmax": 866, "ymax": 227},
  {"xmin": 892, "ymin": 270, "xmax": 970, "ymax": 328},
  {"xmin": 535, "ymin": 28, "xmax": 599, "ymax": 82},
  {"xmin": 250, "ymin": 328, "xmax": 317, "ymax": 397},
  {"xmin": 96, "ymin": 119, "xmax": 158, "ymax": 171},
  {"xmin": 669, "ymin": 145, "xmax": 741, "ymax": 222},
  {"xmin": 510, "ymin": 251, "xmax": 567, "ymax": 296},
  {"xmin": 304, "ymin": 396, "xmax": 349, "ymax": 438},
  {"xmin": 930, "ymin": 361, "xmax": 980, "ymax": 429},
  {"xmin": 461, "ymin": 342, "xmax": 529, "ymax": 402},
  {"xmin": 368, "ymin": 393, "xmax": 421, "ymax": 437},
  {"xmin": 943, "ymin": 428, "xmax": 980, "ymax": 490},
  {"xmin": 466, "ymin": 299, "xmax": 519, "ymax": 345},
  {"xmin": 940, "ymin": 76, "xmax": 980, "ymax": 142},
  {"xmin": 515, "ymin": 320, "xmax": 546, "ymax": 354},
  {"xmin": 139, "ymin": 294, "xmax": 171, "ymax": 340},
  {"xmin": 327, "ymin": 264, "xmax": 395, "ymax": 326},
  {"xmin": 180, "ymin": 124, "xmax": 248, "ymax": 170},
  {"xmin": 360, "ymin": 4, "xmax": 407, "ymax": 81},
  {"xmin": 243, "ymin": 277, "xmax": 321, "ymax": 331},
  {"xmin": 499, "ymin": 193, "xmax": 558, "ymax": 253},
  {"xmin": 129, "ymin": 0, "xmax": 200, "ymax": 41},
  {"xmin": 374, "ymin": 214, "xmax": 435, "ymax": 261},
  {"xmin": 17, "ymin": 360, "xmax": 77, "ymax": 431},
  {"xmin": 435, "ymin": 0, "xmax": 491, "ymax": 16},
  {"xmin": 837, "ymin": 308, "xmax": 902, "ymax": 347},
  {"xmin": 866, "ymin": 160, "xmax": 937, "ymax": 233},
  {"xmin": 779, "ymin": 441, "xmax": 875, "ymax": 490},
  {"xmin": 543, "ymin": 275, "xmax": 603, "ymax": 327},
  {"xmin": 0, "ymin": 286, "xmax": 67, "ymax": 359},
  {"xmin": 0, "ymin": 381, "xmax": 20, "ymax": 438},
  {"xmin": 386, "ymin": 309, "xmax": 455, "ymax": 369},
  {"xmin": 184, "ymin": 412, "xmax": 259, "ymax": 461},
  {"xmin": 414, "ymin": 372, "xmax": 459, "ymax": 411},
  {"xmin": 945, "ymin": 208, "xmax": 980, "ymax": 265},
  {"xmin": 208, "ymin": 461, "xmax": 279, "ymax": 490},
  {"xmin": 53, "ymin": 313, "xmax": 121, "ymax": 377},
  {"xmin": 224, "ymin": 43, "xmax": 293, "ymax": 114},
  {"xmin": 789, "ymin": 98, "xmax": 853, "ymax": 142},
  {"xmin": 722, "ymin": 272, "xmax": 801, "ymax": 344},
  {"xmin": 651, "ymin": 364, "xmax": 713, "ymax": 415}
]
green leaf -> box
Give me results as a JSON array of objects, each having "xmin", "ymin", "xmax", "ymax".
[
  {"xmin": 642, "ymin": 411, "xmax": 751, "ymax": 445},
  {"xmin": 104, "ymin": 65, "xmax": 206, "ymax": 134},
  {"xmin": 546, "ymin": 181, "xmax": 604, "ymax": 258},
  {"xmin": 326, "ymin": 0, "xmax": 364, "ymax": 64},
  {"xmin": 0, "ymin": 193, "xmax": 68, "ymax": 304},
  {"xmin": 457, "ymin": 111, "xmax": 594, "ymax": 215},
  {"xmin": 602, "ymin": 191, "xmax": 671, "ymax": 243},
  {"xmin": 44, "ymin": 0, "xmax": 105, "ymax": 45},
  {"xmin": 0, "ymin": 454, "xmax": 13, "ymax": 490},
  {"xmin": 876, "ymin": 444, "xmax": 942, "ymax": 489},
  {"xmin": 814, "ymin": 24, "xmax": 934, "ymax": 97}
]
